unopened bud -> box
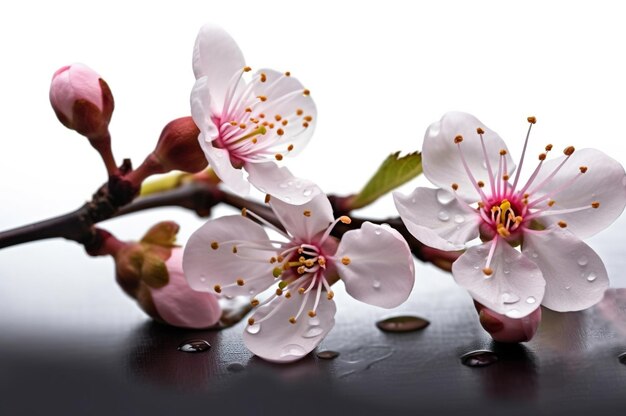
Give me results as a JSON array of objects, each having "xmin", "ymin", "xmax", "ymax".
[
  {"xmin": 474, "ymin": 301, "xmax": 541, "ymax": 343},
  {"xmin": 151, "ymin": 117, "xmax": 207, "ymax": 173},
  {"xmin": 49, "ymin": 63, "xmax": 114, "ymax": 141}
]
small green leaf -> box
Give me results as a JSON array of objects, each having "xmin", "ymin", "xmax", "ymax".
[
  {"xmin": 141, "ymin": 253, "xmax": 170, "ymax": 288},
  {"xmin": 349, "ymin": 151, "xmax": 422, "ymax": 210}
]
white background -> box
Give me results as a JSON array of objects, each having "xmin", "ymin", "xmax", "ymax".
[{"xmin": 1, "ymin": 0, "xmax": 626, "ymax": 289}]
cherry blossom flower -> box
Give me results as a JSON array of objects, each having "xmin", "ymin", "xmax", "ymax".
[
  {"xmin": 190, "ymin": 24, "xmax": 319, "ymax": 204},
  {"xmin": 394, "ymin": 112, "xmax": 626, "ymax": 319},
  {"xmin": 183, "ymin": 194, "xmax": 415, "ymax": 363}
]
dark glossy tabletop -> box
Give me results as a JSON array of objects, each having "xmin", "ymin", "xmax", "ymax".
[{"xmin": 1, "ymin": 215, "xmax": 626, "ymax": 416}]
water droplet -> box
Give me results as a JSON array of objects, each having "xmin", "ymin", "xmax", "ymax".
[
  {"xmin": 428, "ymin": 123, "xmax": 441, "ymax": 137},
  {"xmin": 578, "ymin": 256, "xmax": 589, "ymax": 266},
  {"xmin": 373, "ymin": 280, "xmax": 381, "ymax": 289},
  {"xmin": 501, "ymin": 292, "xmax": 520, "ymax": 305},
  {"xmin": 473, "ymin": 265, "xmax": 480, "ymax": 270},
  {"xmin": 505, "ymin": 309, "xmax": 522, "ymax": 318},
  {"xmin": 280, "ymin": 344, "xmax": 307, "ymax": 358},
  {"xmin": 284, "ymin": 196, "xmax": 292, "ymax": 202},
  {"xmin": 565, "ymin": 286, "xmax": 571, "ymax": 290},
  {"xmin": 532, "ymin": 252, "xmax": 538, "ymax": 258},
  {"xmin": 279, "ymin": 182, "xmax": 288, "ymax": 189},
  {"xmin": 316, "ymin": 350, "xmax": 340, "ymax": 360},
  {"xmin": 503, "ymin": 269, "xmax": 510, "ymax": 274},
  {"xmin": 337, "ymin": 345, "xmax": 394, "ymax": 378},
  {"xmin": 618, "ymin": 352, "xmax": 626, "ymax": 365},
  {"xmin": 454, "ymin": 215, "xmax": 465, "ymax": 224},
  {"xmin": 376, "ymin": 316, "xmax": 430, "ymax": 333},
  {"xmin": 200, "ymin": 277, "xmax": 206, "ymax": 283},
  {"xmin": 178, "ymin": 339, "xmax": 211, "ymax": 353},
  {"xmin": 411, "ymin": 198, "xmax": 417, "ymax": 204},
  {"xmin": 246, "ymin": 323, "xmax": 261, "ymax": 334},
  {"xmin": 303, "ymin": 327, "xmax": 324, "ymax": 338},
  {"xmin": 309, "ymin": 317, "xmax": 321, "ymax": 326},
  {"xmin": 461, "ymin": 350, "xmax": 498, "ymax": 367},
  {"xmin": 436, "ymin": 189, "xmax": 454, "ymax": 205},
  {"xmin": 481, "ymin": 161, "xmax": 488, "ymax": 169},
  {"xmin": 295, "ymin": 181, "xmax": 303, "ymax": 189},
  {"xmin": 227, "ymin": 363, "xmax": 245, "ymax": 373},
  {"xmin": 526, "ymin": 296, "xmax": 537, "ymax": 304},
  {"xmin": 287, "ymin": 181, "xmax": 294, "ymax": 186},
  {"xmin": 374, "ymin": 228, "xmax": 382, "ymax": 235},
  {"xmin": 587, "ymin": 272, "xmax": 597, "ymax": 282},
  {"xmin": 303, "ymin": 188, "xmax": 313, "ymax": 197},
  {"xmin": 438, "ymin": 211, "xmax": 450, "ymax": 221}
]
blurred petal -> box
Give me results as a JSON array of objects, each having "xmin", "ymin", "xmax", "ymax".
[
  {"xmin": 476, "ymin": 302, "xmax": 542, "ymax": 343},
  {"xmin": 453, "ymin": 239, "xmax": 545, "ymax": 318},
  {"xmin": 335, "ymin": 222, "xmax": 415, "ymax": 308},
  {"xmin": 246, "ymin": 162, "xmax": 321, "ymax": 205},
  {"xmin": 151, "ymin": 248, "xmax": 221, "ymax": 329},
  {"xmin": 530, "ymin": 149, "xmax": 626, "ymax": 238},
  {"xmin": 393, "ymin": 187, "xmax": 480, "ymax": 251},
  {"xmin": 183, "ymin": 215, "xmax": 276, "ymax": 298},
  {"xmin": 243, "ymin": 294, "xmax": 336, "ymax": 363},
  {"xmin": 423, "ymin": 112, "xmax": 515, "ymax": 201},
  {"xmin": 522, "ymin": 228, "xmax": 609, "ymax": 312}
]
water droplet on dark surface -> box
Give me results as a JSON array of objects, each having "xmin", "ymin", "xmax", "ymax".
[
  {"xmin": 376, "ymin": 315, "xmax": 430, "ymax": 333},
  {"xmin": 461, "ymin": 350, "xmax": 498, "ymax": 367},
  {"xmin": 227, "ymin": 363, "xmax": 246, "ymax": 372},
  {"xmin": 178, "ymin": 339, "xmax": 211, "ymax": 353},
  {"xmin": 618, "ymin": 352, "xmax": 626, "ymax": 365},
  {"xmin": 337, "ymin": 345, "xmax": 393, "ymax": 378},
  {"xmin": 316, "ymin": 350, "xmax": 340, "ymax": 360}
]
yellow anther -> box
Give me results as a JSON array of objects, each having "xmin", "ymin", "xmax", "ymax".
[
  {"xmin": 500, "ymin": 199, "xmax": 511, "ymax": 212},
  {"xmin": 297, "ymin": 266, "xmax": 306, "ymax": 274},
  {"xmin": 539, "ymin": 153, "xmax": 546, "ymax": 161},
  {"xmin": 564, "ymin": 146, "xmax": 575, "ymax": 156},
  {"xmin": 285, "ymin": 292, "xmax": 292, "ymax": 299},
  {"xmin": 339, "ymin": 216, "xmax": 351, "ymax": 224},
  {"xmin": 241, "ymin": 208, "xmax": 248, "ymax": 217},
  {"xmin": 304, "ymin": 115, "xmax": 313, "ymax": 122},
  {"xmin": 239, "ymin": 123, "xmax": 246, "ymax": 129},
  {"xmin": 523, "ymin": 193, "xmax": 530, "ymax": 198},
  {"xmin": 477, "ymin": 201, "xmax": 485, "ymax": 208},
  {"xmin": 258, "ymin": 95, "xmax": 267, "ymax": 102},
  {"xmin": 251, "ymin": 299, "xmax": 260, "ymax": 307},
  {"xmin": 251, "ymin": 138, "xmax": 258, "ymax": 144},
  {"xmin": 298, "ymin": 256, "xmax": 306, "ymax": 263},
  {"xmin": 527, "ymin": 116, "xmax": 537, "ymax": 124},
  {"xmin": 303, "ymin": 210, "xmax": 312, "ymax": 217},
  {"xmin": 308, "ymin": 310, "xmax": 317, "ymax": 318},
  {"xmin": 318, "ymin": 257, "xmax": 326, "ymax": 267},
  {"xmin": 277, "ymin": 128, "xmax": 285, "ymax": 136},
  {"xmin": 277, "ymin": 255, "xmax": 284, "ymax": 262},
  {"xmin": 591, "ymin": 201, "xmax": 600, "ymax": 209},
  {"xmin": 248, "ymin": 317, "xmax": 255, "ymax": 325},
  {"xmin": 482, "ymin": 267, "xmax": 493, "ymax": 276},
  {"xmin": 476, "ymin": 127, "xmax": 485, "ymax": 134},
  {"xmin": 232, "ymin": 246, "xmax": 238, "ymax": 254},
  {"xmin": 259, "ymin": 113, "xmax": 266, "ymax": 118},
  {"xmin": 545, "ymin": 144, "xmax": 553, "ymax": 151},
  {"xmin": 477, "ymin": 180, "xmax": 485, "ymax": 188},
  {"xmin": 304, "ymin": 259, "xmax": 315, "ymax": 267},
  {"xmin": 451, "ymin": 183, "xmax": 459, "ymax": 191},
  {"xmin": 303, "ymin": 89, "xmax": 311, "ymax": 96},
  {"xmin": 502, "ymin": 174, "xmax": 509, "ymax": 181},
  {"xmin": 288, "ymin": 144, "xmax": 294, "ymax": 151},
  {"xmin": 260, "ymin": 72, "xmax": 267, "ymax": 82},
  {"xmin": 270, "ymin": 257, "xmax": 277, "ymax": 264},
  {"xmin": 211, "ymin": 241, "xmax": 219, "ymax": 250},
  {"xmin": 284, "ymin": 71, "xmax": 291, "ymax": 76},
  {"xmin": 272, "ymin": 267, "xmax": 282, "ymax": 278},
  {"xmin": 327, "ymin": 291, "xmax": 335, "ymax": 300},
  {"xmin": 548, "ymin": 200, "xmax": 556, "ymax": 207},
  {"xmin": 269, "ymin": 123, "xmax": 275, "ymax": 129},
  {"xmin": 282, "ymin": 120, "xmax": 289, "ymax": 126},
  {"xmin": 245, "ymin": 107, "xmax": 252, "ymax": 113},
  {"xmin": 289, "ymin": 317, "xmax": 297, "ymax": 324},
  {"xmin": 298, "ymin": 288, "xmax": 305, "ymax": 294},
  {"xmin": 579, "ymin": 166, "xmax": 588, "ymax": 173},
  {"xmin": 236, "ymin": 278, "xmax": 245, "ymax": 286},
  {"xmin": 274, "ymin": 114, "xmax": 282, "ymax": 121},
  {"xmin": 496, "ymin": 224, "xmax": 510, "ymax": 237},
  {"xmin": 229, "ymin": 121, "xmax": 238, "ymax": 126},
  {"xmin": 454, "ymin": 135, "xmax": 463, "ymax": 144},
  {"xmin": 214, "ymin": 285, "xmax": 222, "ymax": 293},
  {"xmin": 276, "ymin": 288, "xmax": 283, "ymax": 296},
  {"xmin": 302, "ymin": 122, "xmax": 310, "ymax": 128},
  {"xmin": 275, "ymin": 153, "xmax": 283, "ymax": 161},
  {"xmin": 515, "ymin": 216, "xmax": 523, "ymax": 224},
  {"xmin": 265, "ymin": 194, "xmax": 271, "ymax": 204},
  {"xmin": 296, "ymin": 108, "xmax": 304, "ymax": 116},
  {"xmin": 341, "ymin": 256, "xmax": 351, "ymax": 265},
  {"xmin": 243, "ymin": 66, "xmax": 252, "ymax": 72},
  {"xmin": 558, "ymin": 221, "xmax": 568, "ymax": 228},
  {"xmin": 499, "ymin": 149, "xmax": 507, "ymax": 156}
]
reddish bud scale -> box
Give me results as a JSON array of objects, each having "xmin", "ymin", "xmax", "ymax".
[{"xmin": 151, "ymin": 117, "xmax": 207, "ymax": 173}]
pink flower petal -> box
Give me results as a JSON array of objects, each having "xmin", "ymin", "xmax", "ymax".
[
  {"xmin": 422, "ymin": 112, "xmax": 515, "ymax": 202},
  {"xmin": 393, "ymin": 187, "xmax": 481, "ymax": 251},
  {"xmin": 335, "ymin": 222, "xmax": 415, "ymax": 308},
  {"xmin": 246, "ymin": 162, "xmax": 321, "ymax": 205},
  {"xmin": 183, "ymin": 215, "xmax": 276, "ymax": 298},
  {"xmin": 522, "ymin": 227, "xmax": 609, "ymax": 312},
  {"xmin": 529, "ymin": 148, "xmax": 626, "ymax": 239},
  {"xmin": 475, "ymin": 301, "xmax": 542, "ymax": 343},
  {"xmin": 452, "ymin": 239, "xmax": 545, "ymax": 318},
  {"xmin": 266, "ymin": 191, "xmax": 333, "ymax": 243},
  {"xmin": 243, "ymin": 293, "xmax": 336, "ymax": 363},
  {"xmin": 192, "ymin": 23, "xmax": 245, "ymax": 108},
  {"xmin": 150, "ymin": 248, "xmax": 221, "ymax": 329}
]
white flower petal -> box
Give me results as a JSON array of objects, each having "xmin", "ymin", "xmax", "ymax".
[
  {"xmin": 249, "ymin": 69, "xmax": 317, "ymax": 155},
  {"xmin": 268, "ymin": 191, "xmax": 333, "ymax": 241},
  {"xmin": 243, "ymin": 293, "xmax": 336, "ymax": 363},
  {"xmin": 190, "ymin": 76, "xmax": 219, "ymax": 136},
  {"xmin": 452, "ymin": 239, "xmax": 545, "ymax": 318},
  {"xmin": 150, "ymin": 248, "xmax": 221, "ymax": 329},
  {"xmin": 393, "ymin": 187, "xmax": 481, "ymax": 251},
  {"xmin": 200, "ymin": 136, "xmax": 250, "ymax": 196},
  {"xmin": 247, "ymin": 161, "xmax": 322, "ymax": 205},
  {"xmin": 192, "ymin": 23, "xmax": 245, "ymax": 107},
  {"xmin": 183, "ymin": 215, "xmax": 276, "ymax": 298},
  {"xmin": 522, "ymin": 228, "xmax": 609, "ymax": 312},
  {"xmin": 528, "ymin": 148, "xmax": 626, "ymax": 239},
  {"xmin": 423, "ymin": 112, "xmax": 515, "ymax": 201},
  {"xmin": 335, "ymin": 222, "xmax": 415, "ymax": 308}
]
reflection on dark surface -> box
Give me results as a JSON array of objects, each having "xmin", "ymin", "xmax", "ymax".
[
  {"xmin": 460, "ymin": 349, "xmax": 499, "ymax": 367},
  {"xmin": 375, "ymin": 315, "xmax": 430, "ymax": 332},
  {"xmin": 485, "ymin": 343, "xmax": 538, "ymax": 400}
]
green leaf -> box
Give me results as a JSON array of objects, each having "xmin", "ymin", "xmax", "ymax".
[{"xmin": 349, "ymin": 151, "xmax": 422, "ymax": 210}]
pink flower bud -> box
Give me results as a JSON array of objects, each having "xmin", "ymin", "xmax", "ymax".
[
  {"xmin": 114, "ymin": 222, "xmax": 221, "ymax": 329},
  {"xmin": 475, "ymin": 301, "xmax": 542, "ymax": 343},
  {"xmin": 49, "ymin": 63, "xmax": 114, "ymax": 141}
]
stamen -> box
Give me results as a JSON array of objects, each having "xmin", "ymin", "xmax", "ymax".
[
  {"xmin": 236, "ymin": 278, "xmax": 245, "ymax": 286},
  {"xmin": 211, "ymin": 241, "xmax": 219, "ymax": 250},
  {"xmin": 484, "ymin": 237, "xmax": 499, "ymax": 273},
  {"xmin": 265, "ymin": 194, "xmax": 271, "ymax": 204},
  {"xmin": 248, "ymin": 317, "xmax": 255, "ymax": 325},
  {"xmin": 303, "ymin": 210, "xmax": 312, "ymax": 217},
  {"xmin": 563, "ymin": 146, "xmax": 575, "ymax": 156},
  {"xmin": 214, "ymin": 284, "xmax": 222, "ymax": 293},
  {"xmin": 511, "ymin": 119, "xmax": 535, "ymax": 192},
  {"xmin": 579, "ymin": 166, "xmax": 588, "ymax": 173},
  {"xmin": 251, "ymin": 299, "xmax": 260, "ymax": 307},
  {"xmin": 592, "ymin": 201, "xmax": 600, "ymax": 208},
  {"xmin": 451, "ymin": 183, "xmax": 459, "ymax": 191},
  {"xmin": 477, "ymin": 127, "xmax": 497, "ymax": 195},
  {"xmin": 558, "ymin": 221, "xmax": 568, "ymax": 228},
  {"xmin": 341, "ymin": 256, "xmax": 351, "ymax": 265},
  {"xmin": 242, "ymin": 208, "xmax": 290, "ymax": 239}
]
